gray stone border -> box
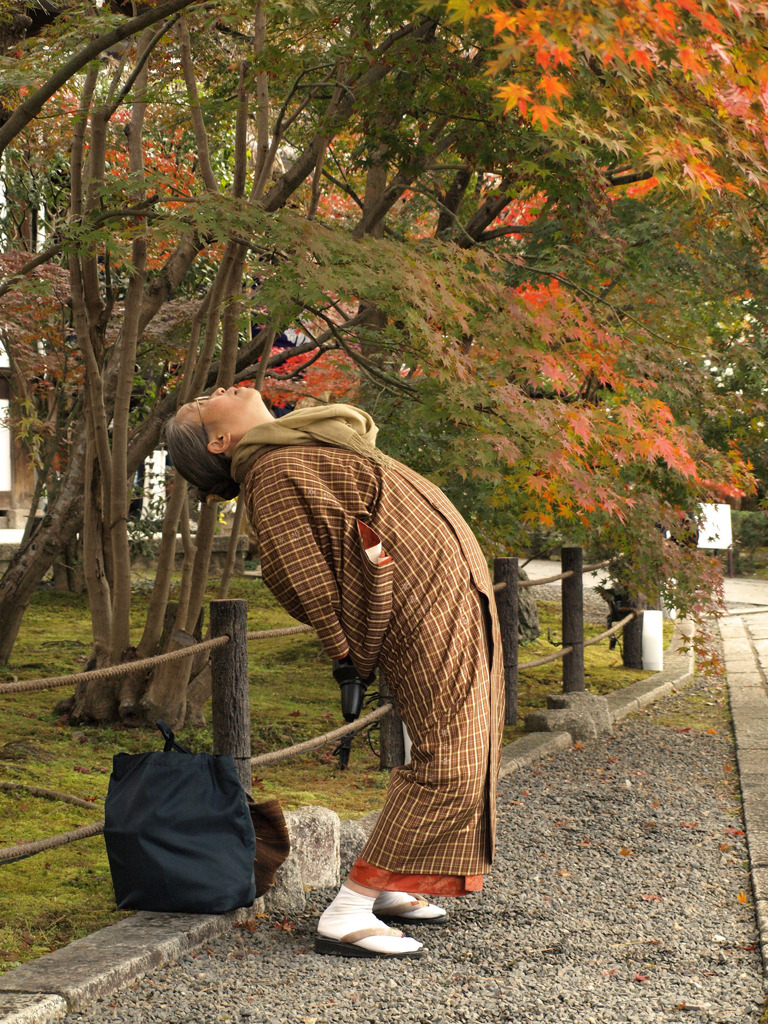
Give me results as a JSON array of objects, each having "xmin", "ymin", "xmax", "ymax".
[{"xmin": 0, "ymin": 638, "xmax": 698, "ymax": 1024}]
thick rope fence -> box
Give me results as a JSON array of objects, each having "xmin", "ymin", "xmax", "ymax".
[
  {"xmin": 0, "ymin": 625, "xmax": 314, "ymax": 696},
  {"xmin": 0, "ymin": 704, "xmax": 393, "ymax": 866},
  {"xmin": 1, "ymin": 547, "xmax": 645, "ymax": 865}
]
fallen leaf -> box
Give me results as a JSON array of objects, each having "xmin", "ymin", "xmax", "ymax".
[
  {"xmin": 273, "ymin": 917, "xmax": 296, "ymax": 931},
  {"xmin": 235, "ymin": 920, "xmax": 257, "ymax": 932},
  {"xmin": 641, "ymin": 894, "xmax": 662, "ymax": 901},
  {"xmin": 680, "ymin": 821, "xmax": 699, "ymax": 829},
  {"xmin": 738, "ymin": 890, "xmax": 748, "ymax": 904},
  {"xmin": 620, "ymin": 847, "xmax": 633, "ymax": 856},
  {"xmin": 634, "ymin": 973, "xmax": 649, "ymax": 982}
]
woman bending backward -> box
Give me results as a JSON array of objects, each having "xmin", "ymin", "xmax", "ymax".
[{"xmin": 165, "ymin": 387, "xmax": 504, "ymax": 959}]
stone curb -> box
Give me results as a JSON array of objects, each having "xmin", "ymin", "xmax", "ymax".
[{"xmin": 0, "ymin": 638, "xmax": 700, "ymax": 1024}]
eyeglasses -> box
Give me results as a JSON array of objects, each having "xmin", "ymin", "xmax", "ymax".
[{"xmin": 194, "ymin": 395, "xmax": 210, "ymax": 430}]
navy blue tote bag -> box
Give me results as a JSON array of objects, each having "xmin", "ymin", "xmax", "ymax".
[{"xmin": 104, "ymin": 721, "xmax": 257, "ymax": 913}]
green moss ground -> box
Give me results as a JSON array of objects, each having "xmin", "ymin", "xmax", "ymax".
[{"xmin": 1, "ymin": 582, "xmax": 670, "ymax": 970}]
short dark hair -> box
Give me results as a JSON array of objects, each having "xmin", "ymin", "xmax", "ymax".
[{"xmin": 163, "ymin": 415, "xmax": 240, "ymax": 503}]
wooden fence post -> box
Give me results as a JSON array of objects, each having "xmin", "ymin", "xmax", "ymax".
[
  {"xmin": 493, "ymin": 557, "xmax": 519, "ymax": 726},
  {"xmin": 561, "ymin": 547, "xmax": 585, "ymax": 693},
  {"xmin": 210, "ymin": 599, "xmax": 252, "ymax": 796},
  {"xmin": 378, "ymin": 672, "xmax": 405, "ymax": 769}
]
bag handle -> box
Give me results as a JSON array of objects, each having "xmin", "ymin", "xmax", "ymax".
[{"xmin": 156, "ymin": 719, "xmax": 193, "ymax": 754}]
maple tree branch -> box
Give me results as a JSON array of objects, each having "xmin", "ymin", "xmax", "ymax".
[
  {"xmin": 608, "ymin": 170, "xmax": 655, "ymax": 187},
  {"xmin": 406, "ymin": 185, "xmax": 483, "ymax": 248},
  {"xmin": 250, "ymin": 3, "xmax": 271, "ymax": 196},
  {"xmin": 176, "ymin": 16, "xmax": 219, "ymax": 193},
  {"xmin": 478, "ymin": 224, "xmax": 536, "ymax": 240},
  {"xmin": 435, "ymin": 164, "xmax": 472, "ymax": 236},
  {"xmin": 460, "ymin": 176, "xmax": 515, "ymax": 247},
  {"xmin": 0, "ymin": 201, "xmax": 160, "ymax": 300},
  {"xmin": 261, "ymin": 18, "xmax": 437, "ymax": 214},
  {"xmin": 321, "ymin": 168, "xmax": 364, "ymax": 211},
  {"xmin": 104, "ymin": 15, "xmax": 181, "ymax": 122},
  {"xmin": 303, "ymin": 305, "xmax": 418, "ymax": 396},
  {"xmin": 264, "ymin": 346, "xmax": 329, "ymax": 381},
  {"xmin": 251, "ymin": 64, "xmax": 335, "ymax": 202},
  {"xmin": 0, "ymin": 244, "xmax": 63, "ymax": 300},
  {"xmin": 351, "ymin": 127, "xmax": 458, "ymax": 239},
  {"xmin": 510, "ymin": 257, "xmax": 679, "ymax": 351},
  {"xmin": 0, "ymin": 0, "xmax": 206, "ymax": 157}
]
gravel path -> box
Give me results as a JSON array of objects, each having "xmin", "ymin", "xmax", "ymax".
[{"xmin": 61, "ymin": 677, "xmax": 764, "ymax": 1024}]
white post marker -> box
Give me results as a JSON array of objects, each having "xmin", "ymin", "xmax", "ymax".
[{"xmin": 642, "ymin": 610, "xmax": 664, "ymax": 672}]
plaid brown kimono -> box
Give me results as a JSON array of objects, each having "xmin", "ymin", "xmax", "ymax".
[{"xmin": 241, "ymin": 445, "xmax": 504, "ymax": 878}]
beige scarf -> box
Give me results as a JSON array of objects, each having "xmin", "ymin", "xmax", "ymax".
[{"xmin": 230, "ymin": 403, "xmax": 389, "ymax": 483}]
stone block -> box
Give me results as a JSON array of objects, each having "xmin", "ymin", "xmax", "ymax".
[
  {"xmin": 524, "ymin": 708, "xmax": 591, "ymax": 741},
  {"xmin": 261, "ymin": 852, "xmax": 306, "ymax": 917},
  {"xmin": 528, "ymin": 708, "xmax": 585, "ymax": 741},
  {"xmin": 339, "ymin": 812, "xmax": 379, "ymax": 879},
  {"xmin": 526, "ymin": 692, "xmax": 613, "ymax": 743},
  {"xmin": 547, "ymin": 692, "xmax": 614, "ymax": 734},
  {"xmin": 284, "ymin": 806, "xmax": 340, "ymax": 890}
]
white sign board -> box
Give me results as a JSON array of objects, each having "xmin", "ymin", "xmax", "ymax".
[{"xmin": 697, "ymin": 503, "xmax": 733, "ymax": 550}]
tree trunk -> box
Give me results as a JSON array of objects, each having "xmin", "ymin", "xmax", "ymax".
[
  {"xmin": 0, "ymin": 432, "xmax": 87, "ymax": 663},
  {"xmin": 622, "ymin": 597, "xmax": 647, "ymax": 670}
]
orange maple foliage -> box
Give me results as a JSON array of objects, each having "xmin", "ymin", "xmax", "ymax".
[{"xmin": 463, "ymin": 0, "xmax": 768, "ymax": 196}]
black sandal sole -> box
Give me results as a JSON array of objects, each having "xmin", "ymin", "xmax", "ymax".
[{"xmin": 314, "ymin": 936, "xmax": 425, "ymax": 959}]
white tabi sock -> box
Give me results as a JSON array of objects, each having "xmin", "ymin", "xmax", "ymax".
[
  {"xmin": 372, "ymin": 890, "xmax": 447, "ymax": 921},
  {"xmin": 317, "ymin": 884, "xmax": 423, "ymax": 955}
]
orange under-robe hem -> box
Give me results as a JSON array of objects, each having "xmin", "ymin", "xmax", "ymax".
[{"xmin": 348, "ymin": 857, "xmax": 483, "ymax": 896}]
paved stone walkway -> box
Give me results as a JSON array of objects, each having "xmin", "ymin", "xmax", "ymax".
[{"xmin": 719, "ymin": 606, "xmax": 768, "ymax": 981}]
